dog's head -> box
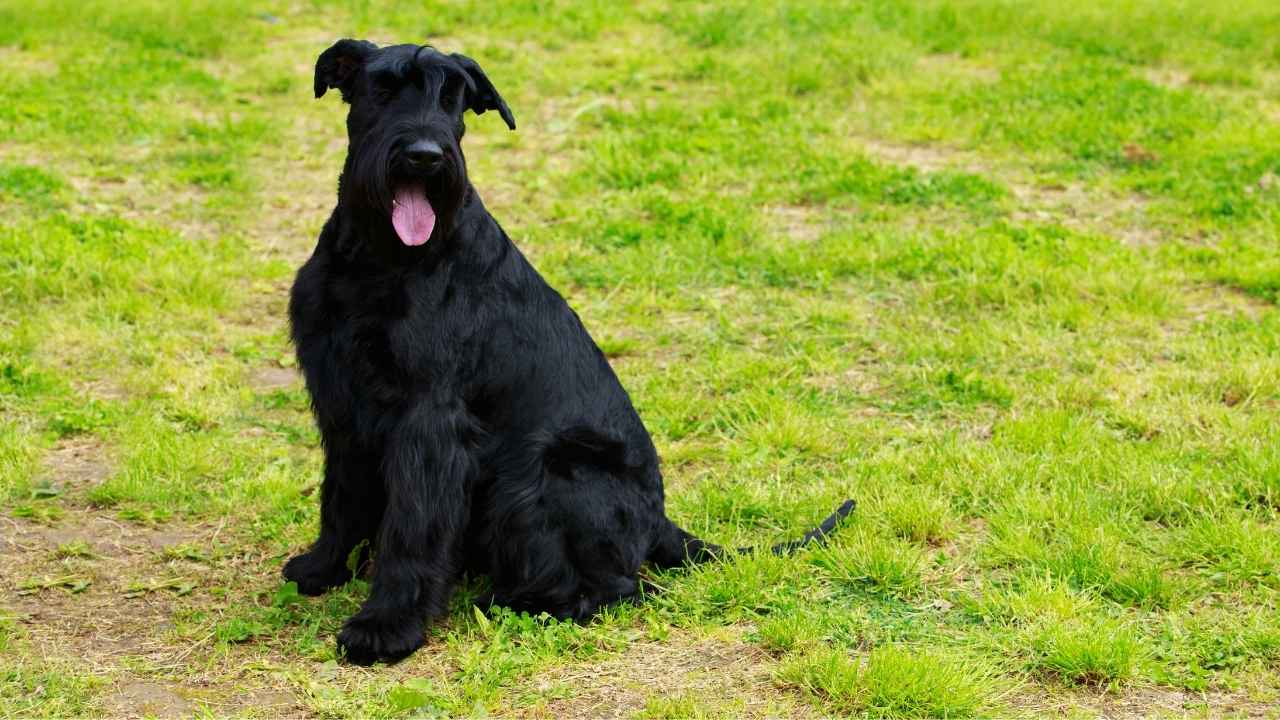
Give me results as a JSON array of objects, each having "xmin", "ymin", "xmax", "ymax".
[{"xmin": 315, "ymin": 40, "xmax": 515, "ymax": 247}]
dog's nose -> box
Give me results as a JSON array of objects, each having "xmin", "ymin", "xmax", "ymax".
[{"xmin": 404, "ymin": 140, "xmax": 444, "ymax": 170}]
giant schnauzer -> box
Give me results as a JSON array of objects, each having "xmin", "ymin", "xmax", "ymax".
[{"xmin": 283, "ymin": 39, "xmax": 855, "ymax": 665}]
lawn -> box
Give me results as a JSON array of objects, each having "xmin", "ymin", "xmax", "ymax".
[{"xmin": 2, "ymin": 0, "xmax": 1279, "ymax": 717}]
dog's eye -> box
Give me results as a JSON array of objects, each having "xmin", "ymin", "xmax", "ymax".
[
  {"xmin": 374, "ymin": 85, "xmax": 400, "ymax": 104},
  {"xmin": 370, "ymin": 73, "xmax": 402, "ymax": 104},
  {"xmin": 439, "ymin": 76, "xmax": 464, "ymax": 112}
]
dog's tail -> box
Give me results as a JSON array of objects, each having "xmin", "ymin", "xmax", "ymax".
[{"xmin": 648, "ymin": 499, "xmax": 855, "ymax": 569}]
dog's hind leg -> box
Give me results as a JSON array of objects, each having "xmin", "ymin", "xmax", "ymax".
[
  {"xmin": 646, "ymin": 519, "xmax": 727, "ymax": 569},
  {"xmin": 337, "ymin": 401, "xmax": 474, "ymax": 666},
  {"xmin": 284, "ymin": 442, "xmax": 384, "ymax": 595}
]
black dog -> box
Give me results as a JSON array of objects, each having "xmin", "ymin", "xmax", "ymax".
[{"xmin": 283, "ymin": 39, "xmax": 855, "ymax": 666}]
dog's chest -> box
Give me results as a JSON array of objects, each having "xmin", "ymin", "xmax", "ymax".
[{"xmin": 292, "ymin": 264, "xmax": 462, "ymax": 432}]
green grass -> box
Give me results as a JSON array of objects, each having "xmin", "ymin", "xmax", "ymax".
[
  {"xmin": 1029, "ymin": 616, "xmax": 1144, "ymax": 687},
  {"xmin": 2, "ymin": 0, "xmax": 1279, "ymax": 717},
  {"xmin": 778, "ymin": 645, "xmax": 1001, "ymax": 717}
]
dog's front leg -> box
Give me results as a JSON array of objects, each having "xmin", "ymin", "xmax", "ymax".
[
  {"xmin": 283, "ymin": 440, "xmax": 384, "ymax": 595},
  {"xmin": 336, "ymin": 400, "xmax": 472, "ymax": 665}
]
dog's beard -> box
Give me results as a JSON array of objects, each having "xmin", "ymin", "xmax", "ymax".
[{"xmin": 347, "ymin": 129, "xmax": 465, "ymax": 247}]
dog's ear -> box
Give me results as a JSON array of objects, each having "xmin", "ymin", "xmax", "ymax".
[
  {"xmin": 451, "ymin": 54, "xmax": 516, "ymax": 130},
  {"xmin": 314, "ymin": 39, "xmax": 377, "ymax": 101}
]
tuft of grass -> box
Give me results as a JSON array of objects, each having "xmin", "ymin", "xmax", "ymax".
[
  {"xmin": 0, "ymin": 660, "xmax": 102, "ymax": 718},
  {"xmin": 983, "ymin": 488, "xmax": 1182, "ymax": 607},
  {"xmin": 655, "ymin": 551, "xmax": 815, "ymax": 621},
  {"xmin": 1172, "ymin": 512, "xmax": 1280, "ymax": 589},
  {"xmin": 880, "ymin": 485, "xmax": 958, "ymax": 545},
  {"xmin": 53, "ymin": 541, "xmax": 95, "ymax": 559},
  {"xmin": 1153, "ymin": 606, "xmax": 1280, "ymax": 689},
  {"xmin": 777, "ymin": 645, "xmax": 1000, "ymax": 718},
  {"xmin": 637, "ymin": 691, "xmax": 740, "ymax": 720},
  {"xmin": 1028, "ymin": 617, "xmax": 1144, "ymax": 687},
  {"xmin": 0, "ymin": 164, "xmax": 66, "ymax": 209},
  {"xmin": 11, "ymin": 503, "xmax": 63, "ymax": 524},
  {"xmin": 967, "ymin": 573, "xmax": 1097, "ymax": 627},
  {"xmin": 754, "ymin": 613, "xmax": 824, "ymax": 656},
  {"xmin": 812, "ymin": 529, "xmax": 928, "ymax": 598}
]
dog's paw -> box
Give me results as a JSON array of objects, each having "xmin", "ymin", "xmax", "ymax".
[
  {"xmin": 282, "ymin": 550, "xmax": 352, "ymax": 596},
  {"xmin": 337, "ymin": 609, "xmax": 425, "ymax": 666}
]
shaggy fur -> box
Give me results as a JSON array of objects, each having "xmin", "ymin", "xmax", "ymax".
[{"xmin": 283, "ymin": 39, "xmax": 855, "ymax": 666}]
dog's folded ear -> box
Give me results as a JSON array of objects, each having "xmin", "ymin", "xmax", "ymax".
[
  {"xmin": 315, "ymin": 39, "xmax": 377, "ymax": 101},
  {"xmin": 451, "ymin": 54, "xmax": 516, "ymax": 131}
]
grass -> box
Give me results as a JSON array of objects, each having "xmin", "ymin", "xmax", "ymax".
[
  {"xmin": 1, "ymin": 0, "xmax": 1279, "ymax": 717},
  {"xmin": 777, "ymin": 645, "xmax": 1000, "ymax": 717},
  {"xmin": 1029, "ymin": 616, "xmax": 1144, "ymax": 687}
]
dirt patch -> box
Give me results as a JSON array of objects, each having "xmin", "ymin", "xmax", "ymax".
[
  {"xmin": 764, "ymin": 204, "xmax": 860, "ymax": 243},
  {"xmin": 103, "ymin": 680, "xmax": 193, "ymax": 719},
  {"xmin": 1009, "ymin": 182, "xmax": 1161, "ymax": 247},
  {"xmin": 39, "ymin": 437, "xmax": 111, "ymax": 493},
  {"xmin": 917, "ymin": 53, "xmax": 1001, "ymax": 84},
  {"xmin": 1182, "ymin": 283, "xmax": 1274, "ymax": 322},
  {"xmin": 1, "ymin": 510, "xmax": 203, "ymax": 560},
  {"xmin": 4, "ymin": 588, "xmax": 180, "ymax": 668},
  {"xmin": 76, "ymin": 377, "xmax": 130, "ymax": 402},
  {"xmin": 1, "ymin": 507, "xmax": 315, "ymax": 716},
  {"xmin": 857, "ymin": 138, "xmax": 1163, "ymax": 246},
  {"xmin": 804, "ymin": 365, "xmax": 882, "ymax": 398},
  {"xmin": 64, "ymin": 169, "xmax": 223, "ymax": 243},
  {"xmin": 859, "ymin": 138, "xmax": 989, "ymax": 176},
  {"xmin": 239, "ymin": 689, "xmax": 301, "ymax": 710},
  {"xmin": 0, "ymin": 509, "xmax": 221, "ymax": 671},
  {"xmin": 529, "ymin": 632, "xmax": 812, "ymax": 719},
  {"xmin": 0, "ymin": 46, "xmax": 60, "ymax": 78},
  {"xmin": 187, "ymin": 686, "xmax": 311, "ymax": 719},
  {"xmin": 1017, "ymin": 683, "xmax": 1280, "ymax": 719},
  {"xmin": 249, "ymin": 365, "xmax": 301, "ymax": 392},
  {"xmin": 1144, "ymin": 67, "xmax": 1192, "ymax": 90}
]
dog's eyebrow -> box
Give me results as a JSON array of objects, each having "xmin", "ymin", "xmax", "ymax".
[
  {"xmin": 412, "ymin": 44, "xmax": 443, "ymax": 70},
  {"xmin": 367, "ymin": 54, "xmax": 405, "ymax": 78},
  {"xmin": 410, "ymin": 46, "xmax": 473, "ymax": 94}
]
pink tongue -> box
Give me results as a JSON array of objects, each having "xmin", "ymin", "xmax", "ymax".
[{"xmin": 391, "ymin": 184, "xmax": 436, "ymax": 246}]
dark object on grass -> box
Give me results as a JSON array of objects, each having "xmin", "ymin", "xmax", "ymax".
[{"xmin": 283, "ymin": 39, "xmax": 856, "ymax": 666}]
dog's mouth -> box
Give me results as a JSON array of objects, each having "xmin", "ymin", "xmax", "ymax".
[{"xmin": 391, "ymin": 183, "xmax": 436, "ymax": 247}]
